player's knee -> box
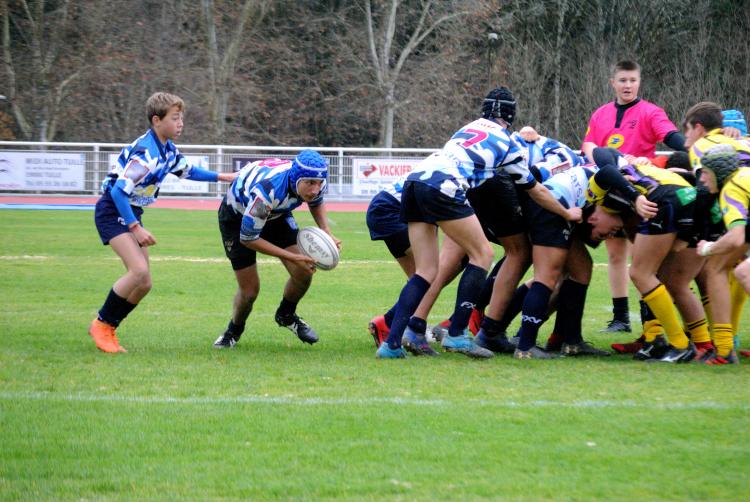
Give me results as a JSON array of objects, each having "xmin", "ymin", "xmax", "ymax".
[
  {"xmin": 733, "ymin": 261, "xmax": 750, "ymax": 285},
  {"xmin": 238, "ymin": 283, "xmax": 259, "ymax": 303},
  {"xmin": 130, "ymin": 267, "xmax": 152, "ymax": 288}
]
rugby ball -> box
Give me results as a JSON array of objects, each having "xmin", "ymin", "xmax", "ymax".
[{"xmin": 297, "ymin": 227, "xmax": 339, "ymax": 270}]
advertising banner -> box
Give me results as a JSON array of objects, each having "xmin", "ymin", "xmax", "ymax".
[
  {"xmin": 351, "ymin": 157, "xmax": 424, "ymax": 196},
  {"xmin": 0, "ymin": 151, "xmax": 85, "ymax": 191}
]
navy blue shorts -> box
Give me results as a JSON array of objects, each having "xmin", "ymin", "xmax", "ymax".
[
  {"xmin": 468, "ymin": 173, "xmax": 525, "ymax": 244},
  {"xmin": 400, "ymin": 180, "xmax": 474, "ymax": 224},
  {"xmin": 366, "ymin": 191, "xmax": 410, "ymax": 258},
  {"xmin": 218, "ymin": 197, "xmax": 299, "ymax": 270},
  {"xmin": 524, "ymin": 196, "xmax": 573, "ymax": 249},
  {"xmin": 94, "ymin": 191, "xmax": 144, "ymax": 245},
  {"xmin": 636, "ymin": 185, "xmax": 694, "ymax": 242}
]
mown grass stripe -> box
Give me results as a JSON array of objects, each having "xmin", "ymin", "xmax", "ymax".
[{"xmin": 1, "ymin": 391, "xmax": 746, "ymax": 411}]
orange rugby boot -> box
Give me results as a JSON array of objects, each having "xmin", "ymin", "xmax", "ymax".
[{"xmin": 88, "ymin": 319, "xmax": 119, "ymax": 353}]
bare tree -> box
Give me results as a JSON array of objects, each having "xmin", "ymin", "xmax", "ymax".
[
  {"xmin": 362, "ymin": 0, "xmax": 476, "ymax": 148},
  {"xmin": 0, "ymin": 0, "xmax": 84, "ymax": 141},
  {"xmin": 201, "ymin": 0, "xmax": 269, "ymax": 142}
]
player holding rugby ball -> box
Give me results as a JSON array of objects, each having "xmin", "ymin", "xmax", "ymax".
[{"xmin": 214, "ymin": 150, "xmax": 340, "ymax": 348}]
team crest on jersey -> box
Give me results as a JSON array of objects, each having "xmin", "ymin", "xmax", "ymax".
[
  {"xmin": 249, "ymin": 197, "xmax": 271, "ymax": 219},
  {"xmin": 607, "ymin": 134, "xmax": 625, "ymax": 148}
]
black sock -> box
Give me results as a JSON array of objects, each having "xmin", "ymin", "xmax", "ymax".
[
  {"xmin": 118, "ymin": 300, "xmax": 137, "ymax": 323},
  {"xmin": 639, "ymin": 299, "xmax": 656, "ymax": 324},
  {"xmin": 477, "ymin": 257, "xmax": 505, "ymax": 311},
  {"xmin": 386, "ymin": 274, "xmax": 431, "ymax": 349},
  {"xmin": 407, "ymin": 316, "xmax": 427, "ymax": 335},
  {"xmin": 479, "ymin": 316, "xmax": 506, "ymax": 337},
  {"xmin": 497, "ymin": 283, "xmax": 529, "ymax": 332},
  {"xmin": 384, "ymin": 304, "xmax": 397, "ymax": 327},
  {"xmin": 558, "ymin": 279, "xmax": 588, "ymax": 344},
  {"xmin": 612, "ymin": 297, "xmax": 629, "ymax": 322},
  {"xmin": 277, "ymin": 297, "xmax": 298, "ymax": 319},
  {"xmin": 516, "ymin": 282, "xmax": 552, "ymax": 351},
  {"xmin": 448, "ymin": 264, "xmax": 488, "ymax": 337},
  {"xmin": 226, "ymin": 320, "xmax": 245, "ymax": 337},
  {"xmin": 98, "ymin": 289, "xmax": 131, "ymax": 327}
]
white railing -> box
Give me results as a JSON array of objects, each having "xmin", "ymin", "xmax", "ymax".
[{"xmin": 0, "ymin": 141, "xmax": 438, "ymax": 201}]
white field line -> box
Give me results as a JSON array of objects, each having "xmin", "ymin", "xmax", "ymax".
[
  {"xmin": 0, "ymin": 255, "xmax": 611, "ymax": 267},
  {"xmin": 0, "ymin": 390, "xmax": 746, "ymax": 411}
]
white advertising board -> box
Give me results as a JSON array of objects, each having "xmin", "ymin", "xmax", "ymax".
[
  {"xmin": 351, "ymin": 157, "xmax": 424, "ymax": 196},
  {"xmin": 106, "ymin": 154, "xmax": 211, "ymax": 193},
  {"xmin": 0, "ymin": 151, "xmax": 85, "ymax": 191}
]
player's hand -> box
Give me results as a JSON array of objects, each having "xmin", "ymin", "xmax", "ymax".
[
  {"xmin": 328, "ymin": 232, "xmax": 342, "ymax": 250},
  {"xmin": 565, "ymin": 207, "xmax": 583, "ymax": 222},
  {"xmin": 634, "ymin": 195, "xmax": 658, "ymax": 220},
  {"xmin": 697, "ymin": 240, "xmax": 715, "ymax": 257},
  {"xmin": 293, "ymin": 253, "xmax": 318, "ymax": 272},
  {"xmin": 722, "ymin": 126, "xmax": 742, "ymax": 139},
  {"xmin": 131, "ymin": 225, "xmax": 156, "ymax": 246}
]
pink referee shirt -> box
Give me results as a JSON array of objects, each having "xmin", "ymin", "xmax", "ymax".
[{"xmin": 582, "ymin": 99, "xmax": 677, "ymax": 158}]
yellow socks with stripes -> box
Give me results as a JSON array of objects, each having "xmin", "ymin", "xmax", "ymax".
[
  {"xmin": 729, "ymin": 271, "xmax": 746, "ymax": 347},
  {"xmin": 713, "ymin": 323, "xmax": 734, "ymax": 357},
  {"xmin": 643, "ymin": 284, "xmax": 689, "ymax": 350},
  {"xmin": 642, "ymin": 319, "xmax": 663, "ymax": 343},
  {"xmin": 686, "ymin": 318, "xmax": 711, "ymax": 345}
]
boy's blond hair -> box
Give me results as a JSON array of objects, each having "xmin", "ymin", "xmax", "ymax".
[{"xmin": 146, "ymin": 92, "xmax": 184, "ymax": 124}]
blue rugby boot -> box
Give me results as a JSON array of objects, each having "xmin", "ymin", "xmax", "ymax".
[
  {"xmin": 376, "ymin": 342, "xmax": 407, "ymax": 359},
  {"xmin": 402, "ymin": 327, "xmax": 439, "ymax": 356},
  {"xmin": 441, "ymin": 331, "xmax": 494, "ymax": 359}
]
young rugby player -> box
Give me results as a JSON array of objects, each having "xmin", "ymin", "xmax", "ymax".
[
  {"xmin": 374, "ymin": 87, "xmax": 581, "ymax": 359},
  {"xmin": 213, "ymin": 150, "xmax": 340, "ymax": 348},
  {"xmin": 89, "ymin": 92, "xmax": 238, "ymax": 353}
]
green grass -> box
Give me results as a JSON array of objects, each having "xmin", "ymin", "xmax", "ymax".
[{"xmin": 1, "ymin": 208, "xmax": 749, "ymax": 501}]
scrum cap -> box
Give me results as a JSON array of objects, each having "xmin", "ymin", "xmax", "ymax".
[
  {"xmin": 702, "ymin": 144, "xmax": 740, "ymax": 188},
  {"xmin": 290, "ymin": 149, "xmax": 328, "ymax": 195},
  {"xmin": 481, "ymin": 87, "xmax": 516, "ymax": 125}
]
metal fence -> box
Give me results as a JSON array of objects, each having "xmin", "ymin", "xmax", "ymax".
[{"xmin": 0, "ymin": 141, "xmax": 438, "ymax": 201}]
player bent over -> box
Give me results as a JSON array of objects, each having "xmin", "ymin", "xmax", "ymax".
[
  {"xmin": 375, "ymin": 87, "xmax": 580, "ymax": 359},
  {"xmin": 592, "ymin": 147, "xmax": 709, "ymax": 363},
  {"xmin": 510, "ymin": 165, "xmax": 624, "ymax": 359},
  {"xmin": 214, "ymin": 150, "xmax": 340, "ymax": 348},
  {"xmin": 90, "ymin": 92, "xmax": 238, "ymax": 353},
  {"xmin": 696, "ymin": 145, "xmax": 750, "ymax": 364}
]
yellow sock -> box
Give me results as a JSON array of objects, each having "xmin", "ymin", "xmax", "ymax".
[
  {"xmin": 729, "ymin": 271, "xmax": 746, "ymax": 337},
  {"xmin": 713, "ymin": 323, "xmax": 734, "ymax": 357},
  {"xmin": 701, "ymin": 294, "xmax": 713, "ymax": 336},
  {"xmin": 643, "ymin": 284, "xmax": 689, "ymax": 349},
  {"xmin": 642, "ymin": 319, "xmax": 663, "ymax": 343},
  {"xmin": 686, "ymin": 318, "xmax": 711, "ymax": 344}
]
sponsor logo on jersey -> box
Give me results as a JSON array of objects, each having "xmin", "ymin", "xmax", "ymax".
[
  {"xmin": 249, "ymin": 197, "xmax": 271, "ymax": 219},
  {"xmin": 607, "ymin": 134, "xmax": 625, "ymax": 148}
]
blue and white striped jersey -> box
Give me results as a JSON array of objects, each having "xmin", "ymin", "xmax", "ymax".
[
  {"xmin": 543, "ymin": 165, "xmax": 598, "ymax": 209},
  {"xmin": 512, "ymin": 132, "xmax": 586, "ymax": 179},
  {"xmin": 383, "ymin": 178, "xmax": 404, "ymax": 203},
  {"xmin": 103, "ymin": 128, "xmax": 200, "ymax": 207},
  {"xmin": 407, "ymin": 118, "xmax": 534, "ymax": 198},
  {"xmin": 226, "ymin": 158, "xmax": 324, "ymax": 241}
]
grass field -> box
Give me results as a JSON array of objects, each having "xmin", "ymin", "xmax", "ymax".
[{"xmin": 1, "ymin": 207, "xmax": 749, "ymax": 500}]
